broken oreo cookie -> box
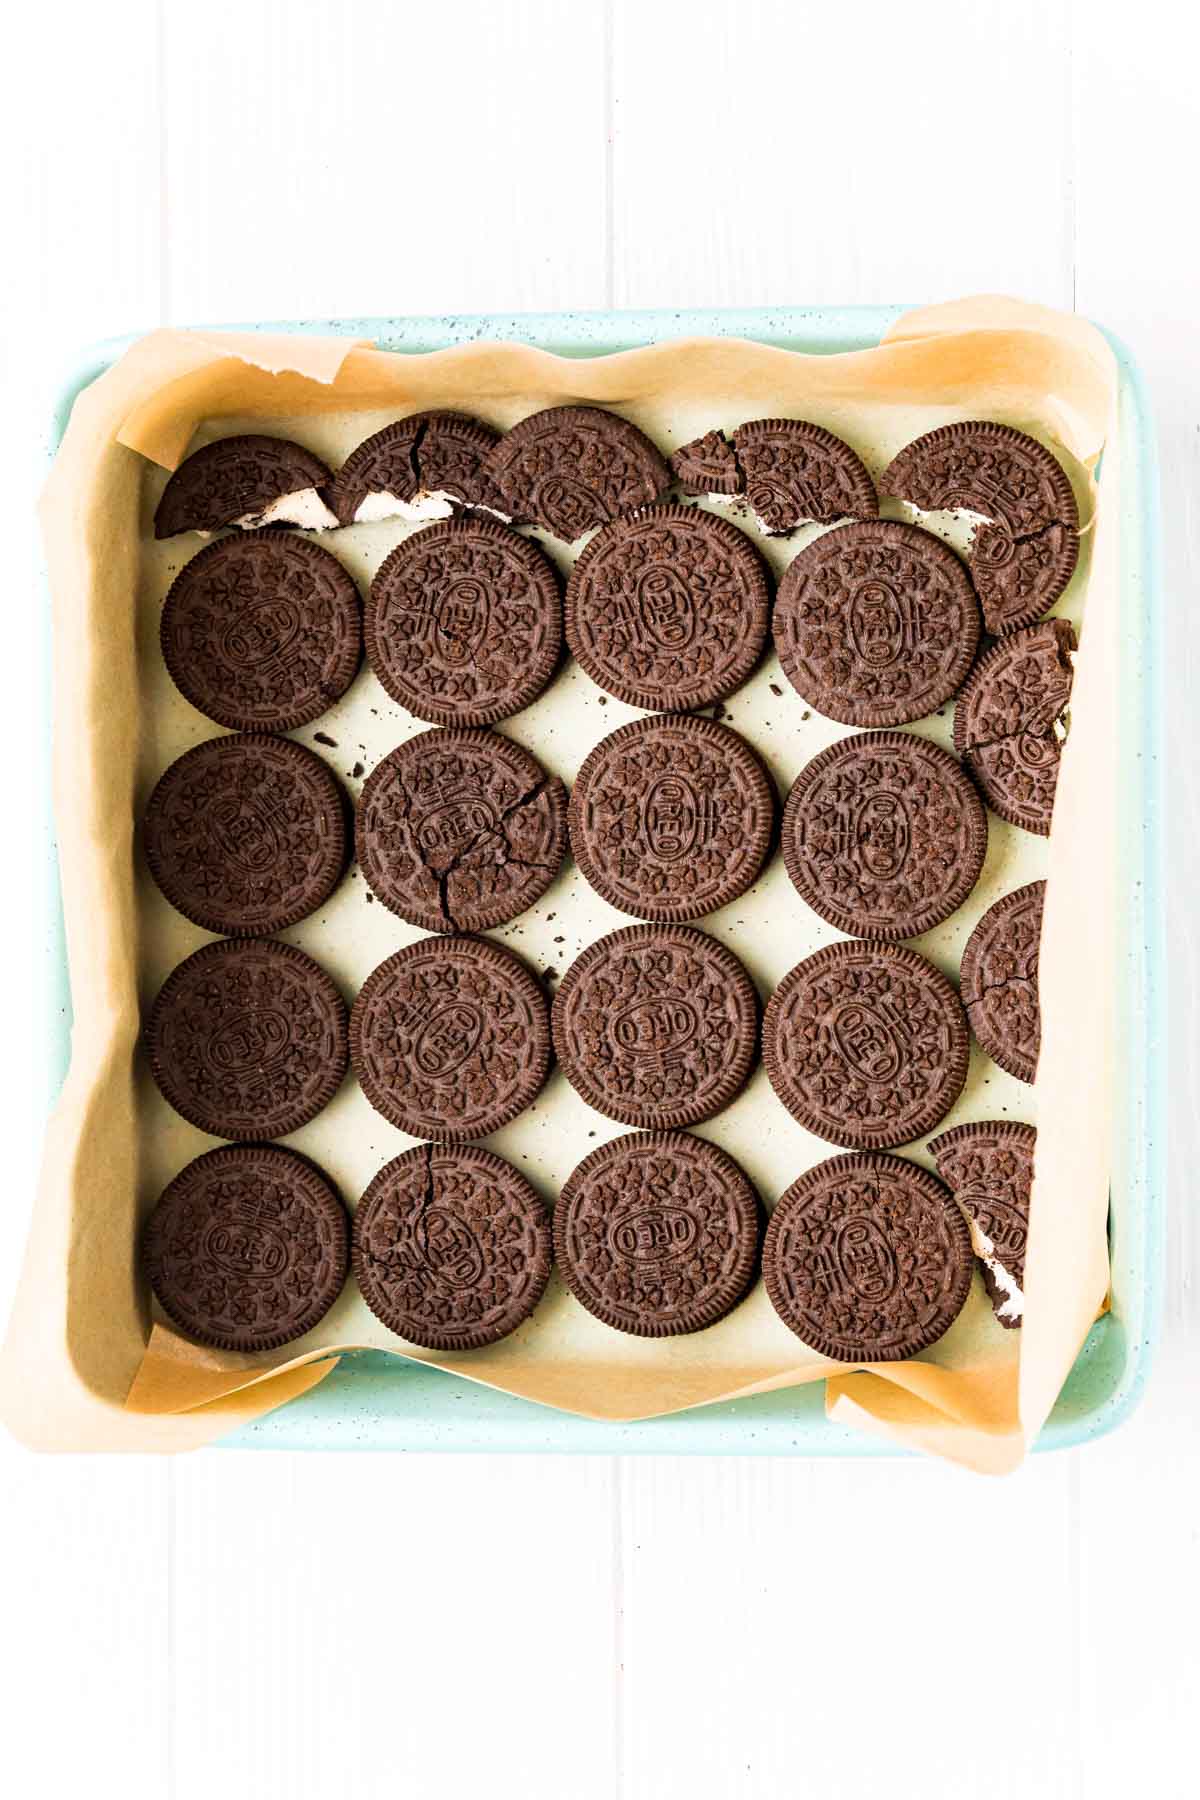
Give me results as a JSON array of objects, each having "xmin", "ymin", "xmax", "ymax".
[
  {"xmin": 329, "ymin": 410, "xmax": 504, "ymax": 525},
  {"xmin": 670, "ymin": 419, "xmax": 876, "ymax": 533},
  {"xmin": 485, "ymin": 405, "xmax": 671, "ymax": 540},
  {"xmin": 960, "ymin": 880, "xmax": 1045, "ymax": 1083},
  {"xmin": 931, "ymin": 1119, "xmax": 1036, "ymax": 1329},
  {"xmin": 154, "ymin": 434, "xmax": 336, "ymax": 538},
  {"xmin": 953, "ymin": 619, "xmax": 1075, "ymax": 835}
]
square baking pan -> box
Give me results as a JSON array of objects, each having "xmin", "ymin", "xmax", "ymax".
[{"xmin": 38, "ymin": 305, "xmax": 1164, "ymax": 1454}]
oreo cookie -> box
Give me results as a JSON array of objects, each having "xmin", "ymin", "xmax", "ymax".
[
  {"xmin": 773, "ymin": 521, "xmax": 981, "ymax": 727},
  {"xmin": 669, "ymin": 420, "xmax": 876, "ymax": 533},
  {"xmin": 781, "ymin": 731, "xmax": 987, "ymax": 940},
  {"xmin": 960, "ymin": 881, "xmax": 1045, "ymax": 1083},
  {"xmin": 154, "ymin": 435, "xmax": 337, "ymax": 538},
  {"xmin": 485, "ymin": 406, "xmax": 671, "ymax": 540},
  {"xmin": 161, "ymin": 532, "xmax": 362, "ymax": 732},
  {"xmin": 551, "ymin": 924, "xmax": 759, "ymax": 1129},
  {"xmin": 763, "ymin": 1152, "xmax": 973, "ymax": 1361},
  {"xmin": 569, "ymin": 715, "xmax": 774, "ymax": 922},
  {"xmin": 356, "ymin": 728, "xmax": 567, "ymax": 932},
  {"xmin": 953, "ymin": 619, "xmax": 1075, "ymax": 835},
  {"xmin": 143, "ymin": 734, "xmax": 348, "ymax": 935},
  {"xmin": 554, "ymin": 1131, "xmax": 761, "ymax": 1337},
  {"xmin": 353, "ymin": 1145, "xmax": 551, "ymax": 1350},
  {"xmin": 147, "ymin": 939, "xmax": 348, "ymax": 1140},
  {"xmin": 880, "ymin": 421, "xmax": 1080, "ymax": 633},
  {"xmin": 142, "ymin": 1145, "xmax": 349, "ymax": 1351},
  {"xmin": 329, "ymin": 411, "xmax": 504, "ymax": 525},
  {"xmin": 350, "ymin": 935, "xmax": 550, "ymax": 1140},
  {"xmin": 366, "ymin": 518, "xmax": 561, "ymax": 726},
  {"xmin": 931, "ymin": 1120, "xmax": 1036, "ymax": 1328},
  {"xmin": 763, "ymin": 941, "xmax": 970, "ymax": 1148},
  {"xmin": 565, "ymin": 504, "xmax": 771, "ymax": 711}
]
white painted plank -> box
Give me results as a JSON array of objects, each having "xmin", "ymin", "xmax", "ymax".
[
  {"xmin": 161, "ymin": 0, "xmax": 609, "ymax": 325},
  {"xmin": 619, "ymin": 1456, "xmax": 1081, "ymax": 1799},
  {"xmin": 611, "ymin": 0, "xmax": 1075, "ymax": 312},
  {"xmin": 171, "ymin": 1453, "xmax": 618, "ymax": 1800},
  {"xmin": 1, "ymin": 12, "xmax": 169, "ymax": 1800}
]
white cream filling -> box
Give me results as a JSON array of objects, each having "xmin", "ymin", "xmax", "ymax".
[
  {"xmin": 352, "ymin": 488, "xmax": 512, "ymax": 526},
  {"xmin": 966, "ymin": 1214, "xmax": 1025, "ymax": 1325},
  {"xmin": 234, "ymin": 486, "xmax": 339, "ymax": 532}
]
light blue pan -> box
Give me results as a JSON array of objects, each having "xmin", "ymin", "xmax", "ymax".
[{"xmin": 41, "ymin": 307, "xmax": 1164, "ymax": 1454}]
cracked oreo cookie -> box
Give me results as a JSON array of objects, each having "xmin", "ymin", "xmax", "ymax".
[
  {"xmin": 959, "ymin": 880, "xmax": 1045, "ymax": 1083},
  {"xmin": 931, "ymin": 1120, "xmax": 1036, "ymax": 1328},
  {"xmin": 143, "ymin": 1145, "xmax": 349, "ymax": 1352},
  {"xmin": 565, "ymin": 504, "xmax": 771, "ymax": 711},
  {"xmin": 143, "ymin": 734, "xmax": 348, "ymax": 935},
  {"xmin": 773, "ymin": 520, "xmax": 981, "ymax": 727},
  {"xmin": 551, "ymin": 924, "xmax": 759, "ymax": 1129},
  {"xmin": 329, "ymin": 410, "xmax": 505, "ymax": 525},
  {"xmin": 953, "ymin": 619, "xmax": 1075, "ymax": 835},
  {"xmin": 763, "ymin": 1151, "xmax": 973, "ymax": 1361},
  {"xmin": 485, "ymin": 405, "xmax": 671, "ymax": 541},
  {"xmin": 160, "ymin": 531, "xmax": 362, "ymax": 732},
  {"xmin": 365, "ymin": 518, "xmax": 561, "ymax": 726},
  {"xmin": 763, "ymin": 941, "xmax": 970, "ymax": 1149},
  {"xmin": 353, "ymin": 1144, "xmax": 552, "ymax": 1350},
  {"xmin": 569, "ymin": 714, "xmax": 774, "ymax": 922},
  {"xmin": 356, "ymin": 727, "xmax": 567, "ymax": 932},
  {"xmin": 154, "ymin": 434, "xmax": 337, "ymax": 538},
  {"xmin": 350, "ymin": 935, "xmax": 550, "ymax": 1140},
  {"xmin": 554, "ymin": 1130, "xmax": 761, "ymax": 1337},
  {"xmin": 880, "ymin": 421, "xmax": 1080, "ymax": 633},
  {"xmin": 670, "ymin": 419, "xmax": 877, "ymax": 533},
  {"xmin": 147, "ymin": 939, "xmax": 348, "ymax": 1140}
]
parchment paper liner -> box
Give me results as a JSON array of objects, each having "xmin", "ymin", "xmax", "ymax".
[{"xmin": 0, "ymin": 299, "xmax": 1118, "ymax": 1471}]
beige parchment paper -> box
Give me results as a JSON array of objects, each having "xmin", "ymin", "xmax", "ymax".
[{"xmin": 0, "ymin": 298, "xmax": 1118, "ymax": 1470}]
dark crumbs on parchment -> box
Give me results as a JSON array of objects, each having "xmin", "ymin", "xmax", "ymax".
[{"xmin": 356, "ymin": 727, "xmax": 567, "ymax": 932}]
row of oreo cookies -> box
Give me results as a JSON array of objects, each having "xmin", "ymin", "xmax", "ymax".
[
  {"xmin": 146, "ymin": 910, "xmax": 1044, "ymax": 1158},
  {"xmin": 142, "ymin": 1122, "xmax": 1034, "ymax": 1363}
]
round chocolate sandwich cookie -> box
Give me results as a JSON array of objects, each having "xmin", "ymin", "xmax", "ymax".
[
  {"xmin": 763, "ymin": 941, "xmax": 970, "ymax": 1149},
  {"xmin": 146, "ymin": 939, "xmax": 348, "ymax": 1141},
  {"xmin": 160, "ymin": 532, "xmax": 362, "ymax": 733},
  {"xmin": 554, "ymin": 1131, "xmax": 761, "ymax": 1338},
  {"xmin": 930, "ymin": 1120, "xmax": 1036, "ymax": 1329},
  {"xmin": 670, "ymin": 428, "xmax": 742, "ymax": 496},
  {"xmin": 143, "ymin": 733, "xmax": 348, "ymax": 935},
  {"xmin": 953, "ymin": 618, "xmax": 1076, "ymax": 835},
  {"xmin": 565, "ymin": 505, "xmax": 771, "ymax": 712},
  {"xmin": 329, "ymin": 410, "xmax": 503, "ymax": 525},
  {"xmin": 763, "ymin": 1151, "xmax": 973, "ymax": 1362},
  {"xmin": 485, "ymin": 405, "xmax": 671, "ymax": 541},
  {"xmin": 731, "ymin": 419, "xmax": 877, "ymax": 533},
  {"xmin": 154, "ymin": 434, "xmax": 336, "ymax": 538},
  {"xmin": 960, "ymin": 880, "xmax": 1045, "ymax": 1083},
  {"xmin": 366, "ymin": 518, "xmax": 561, "ymax": 727},
  {"xmin": 356, "ymin": 727, "xmax": 567, "ymax": 932},
  {"xmin": 773, "ymin": 520, "xmax": 981, "ymax": 727},
  {"xmin": 353, "ymin": 1145, "xmax": 551, "ymax": 1351},
  {"xmin": 350, "ymin": 935, "xmax": 550, "ymax": 1140},
  {"xmin": 143, "ymin": 1144, "xmax": 349, "ymax": 1352},
  {"xmin": 781, "ymin": 731, "xmax": 987, "ymax": 940},
  {"xmin": 552, "ymin": 925, "xmax": 759, "ymax": 1129},
  {"xmin": 569, "ymin": 714, "xmax": 774, "ymax": 922},
  {"xmin": 880, "ymin": 421, "xmax": 1080, "ymax": 635}
]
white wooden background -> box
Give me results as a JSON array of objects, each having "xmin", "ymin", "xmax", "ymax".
[{"xmin": 2, "ymin": 2, "xmax": 1197, "ymax": 1794}]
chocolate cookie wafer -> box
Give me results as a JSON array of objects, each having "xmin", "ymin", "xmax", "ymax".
[
  {"xmin": 960, "ymin": 881, "xmax": 1045, "ymax": 1083},
  {"xmin": 953, "ymin": 620, "xmax": 1075, "ymax": 835},
  {"xmin": 154, "ymin": 434, "xmax": 336, "ymax": 538},
  {"xmin": 329, "ymin": 410, "xmax": 504, "ymax": 525},
  {"xmin": 486, "ymin": 405, "xmax": 671, "ymax": 540},
  {"xmin": 931, "ymin": 1120, "xmax": 1036, "ymax": 1328}
]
